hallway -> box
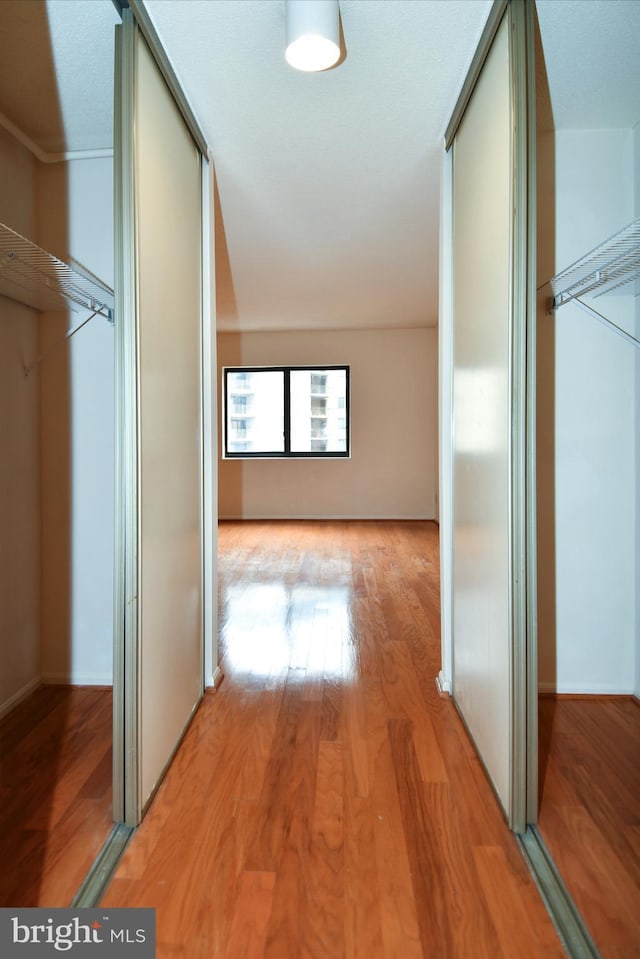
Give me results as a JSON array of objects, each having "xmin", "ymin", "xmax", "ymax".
[{"xmin": 102, "ymin": 521, "xmax": 565, "ymax": 958}]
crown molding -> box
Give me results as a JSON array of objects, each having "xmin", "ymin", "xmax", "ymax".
[{"xmin": 0, "ymin": 110, "xmax": 113, "ymax": 164}]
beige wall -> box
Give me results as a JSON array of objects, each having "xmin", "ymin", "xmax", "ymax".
[
  {"xmin": 218, "ymin": 327, "xmax": 437, "ymax": 520},
  {"xmin": 0, "ymin": 125, "xmax": 114, "ymax": 708},
  {"xmin": 0, "ymin": 128, "xmax": 41, "ymax": 715}
]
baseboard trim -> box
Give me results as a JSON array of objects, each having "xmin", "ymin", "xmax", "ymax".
[
  {"xmin": 539, "ymin": 691, "xmax": 635, "ymax": 701},
  {"xmin": 41, "ymin": 673, "xmax": 113, "ymax": 686},
  {"xmin": 206, "ymin": 666, "xmax": 224, "ymax": 690},
  {"xmin": 436, "ymin": 670, "xmax": 451, "ymax": 696},
  {"xmin": 218, "ymin": 514, "xmax": 437, "ymax": 522},
  {"xmin": 538, "ymin": 682, "xmax": 634, "ymax": 696},
  {"xmin": 0, "ymin": 675, "xmax": 41, "ymax": 721}
]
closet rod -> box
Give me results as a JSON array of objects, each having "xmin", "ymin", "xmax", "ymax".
[
  {"xmin": 572, "ymin": 297, "xmax": 640, "ymax": 352},
  {"xmin": 23, "ymin": 307, "xmax": 108, "ymax": 377},
  {"xmin": 543, "ymin": 218, "xmax": 640, "ymax": 351}
]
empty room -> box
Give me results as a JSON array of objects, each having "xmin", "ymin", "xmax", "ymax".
[{"xmin": 0, "ymin": 2, "xmax": 638, "ymax": 958}]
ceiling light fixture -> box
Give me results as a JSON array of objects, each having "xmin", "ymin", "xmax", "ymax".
[{"xmin": 285, "ymin": 0, "xmax": 341, "ymax": 73}]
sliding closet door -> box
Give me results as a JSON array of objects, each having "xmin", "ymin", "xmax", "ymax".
[
  {"xmin": 114, "ymin": 12, "xmax": 205, "ymax": 824},
  {"xmin": 447, "ymin": 0, "xmax": 536, "ymax": 830}
]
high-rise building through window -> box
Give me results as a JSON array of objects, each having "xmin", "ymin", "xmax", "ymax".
[{"xmin": 223, "ymin": 366, "xmax": 349, "ymax": 458}]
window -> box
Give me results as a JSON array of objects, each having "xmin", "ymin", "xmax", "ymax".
[{"xmin": 223, "ymin": 366, "xmax": 350, "ymax": 458}]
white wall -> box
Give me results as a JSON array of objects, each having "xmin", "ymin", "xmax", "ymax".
[
  {"xmin": 635, "ymin": 122, "xmax": 640, "ymax": 699},
  {"xmin": 0, "ymin": 127, "xmax": 41, "ymax": 716},
  {"xmin": 38, "ymin": 157, "xmax": 114, "ymax": 684},
  {"xmin": 218, "ymin": 327, "xmax": 437, "ymax": 520},
  {"xmin": 538, "ymin": 128, "xmax": 636, "ymax": 694}
]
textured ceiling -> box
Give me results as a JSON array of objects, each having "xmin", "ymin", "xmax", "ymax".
[
  {"xmin": 143, "ymin": 0, "xmax": 493, "ymax": 332},
  {"xmin": 536, "ymin": 0, "xmax": 640, "ymax": 131},
  {"xmin": 1, "ymin": 1, "xmax": 637, "ymax": 333},
  {"xmin": 0, "ymin": 0, "xmax": 118, "ymax": 154}
]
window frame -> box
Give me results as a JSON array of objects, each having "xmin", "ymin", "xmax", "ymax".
[{"xmin": 223, "ymin": 365, "xmax": 350, "ymax": 459}]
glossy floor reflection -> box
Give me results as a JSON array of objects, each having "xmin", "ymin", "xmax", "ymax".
[
  {"xmin": 0, "ymin": 685, "xmax": 113, "ymax": 907},
  {"xmin": 221, "ymin": 582, "xmax": 354, "ymax": 681},
  {"xmin": 538, "ymin": 695, "xmax": 640, "ymax": 959},
  {"xmin": 102, "ymin": 521, "xmax": 566, "ymax": 959},
  {"xmin": 218, "ymin": 522, "xmax": 360, "ymax": 689}
]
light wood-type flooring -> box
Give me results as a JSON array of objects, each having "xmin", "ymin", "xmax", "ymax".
[
  {"xmin": 538, "ymin": 695, "xmax": 640, "ymax": 959},
  {"xmin": 0, "ymin": 684, "xmax": 113, "ymax": 906},
  {"xmin": 102, "ymin": 520, "xmax": 566, "ymax": 959}
]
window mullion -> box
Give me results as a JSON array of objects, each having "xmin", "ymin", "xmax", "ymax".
[{"xmin": 283, "ymin": 368, "xmax": 291, "ymax": 454}]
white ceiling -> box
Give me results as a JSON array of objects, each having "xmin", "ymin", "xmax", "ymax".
[
  {"xmin": 143, "ymin": 0, "xmax": 493, "ymax": 332},
  {"xmin": 536, "ymin": 0, "xmax": 640, "ymax": 131},
  {"xmin": 0, "ymin": 1, "xmax": 119, "ymax": 154},
  {"xmin": 1, "ymin": 1, "xmax": 638, "ymax": 333},
  {"xmin": 0, "ymin": 0, "xmax": 494, "ymax": 332}
]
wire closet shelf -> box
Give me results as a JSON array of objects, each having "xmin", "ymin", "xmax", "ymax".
[
  {"xmin": 0, "ymin": 221, "xmax": 114, "ymax": 321},
  {"xmin": 549, "ymin": 217, "xmax": 640, "ymax": 310}
]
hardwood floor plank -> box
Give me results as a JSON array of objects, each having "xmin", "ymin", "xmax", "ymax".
[
  {"xmin": 569, "ymin": 764, "xmax": 640, "ymax": 884},
  {"xmin": 79, "ymin": 744, "xmax": 113, "ymax": 800},
  {"xmin": 373, "ymin": 785, "xmax": 423, "ymax": 959},
  {"xmin": 101, "ymin": 521, "xmax": 567, "ymax": 958},
  {"xmin": 539, "ymin": 695, "xmax": 640, "ymax": 958},
  {"xmin": 320, "ymin": 679, "xmax": 343, "ymax": 743},
  {"xmin": 300, "ymin": 742, "xmax": 345, "ymax": 959},
  {"xmin": 539, "ymin": 803, "xmax": 640, "ymax": 950},
  {"xmin": 383, "ymin": 641, "xmax": 448, "ymax": 783},
  {"xmin": 472, "ymin": 845, "xmax": 566, "ymax": 958},
  {"xmin": 233, "ymin": 688, "xmax": 283, "ymax": 804},
  {"xmin": 244, "ymin": 678, "xmax": 309, "ymax": 873},
  {"xmin": 313, "ymin": 742, "xmax": 344, "ymax": 852},
  {"xmin": 223, "ymin": 872, "xmax": 276, "ymax": 959},
  {"xmin": 262, "ymin": 700, "xmax": 323, "ymax": 959},
  {"xmin": 343, "ymin": 792, "xmax": 384, "ymax": 959},
  {"xmin": 31, "ymin": 798, "xmax": 114, "ymax": 906},
  {"xmin": 344, "ymin": 678, "xmax": 370, "ymax": 799},
  {"xmin": 389, "ymin": 717, "xmax": 504, "ymax": 959},
  {"xmin": 0, "ymin": 685, "xmax": 113, "ymax": 907}
]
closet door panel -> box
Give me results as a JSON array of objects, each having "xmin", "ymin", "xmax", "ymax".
[
  {"xmin": 451, "ymin": 14, "xmax": 514, "ymax": 817},
  {"xmin": 135, "ymin": 36, "xmax": 203, "ymax": 810},
  {"xmin": 448, "ymin": 0, "xmax": 535, "ymax": 830},
  {"xmin": 114, "ymin": 13, "xmax": 204, "ymax": 823},
  {"xmin": 443, "ymin": 0, "xmax": 537, "ymax": 832}
]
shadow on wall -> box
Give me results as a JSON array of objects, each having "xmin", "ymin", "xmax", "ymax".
[
  {"xmin": 0, "ymin": 1, "xmax": 73, "ymax": 906},
  {"xmin": 217, "ymin": 331, "xmax": 244, "ymax": 518},
  {"xmin": 214, "ymin": 168, "xmax": 239, "ymax": 329},
  {"xmin": 214, "ymin": 167, "xmax": 245, "ymax": 518},
  {"xmin": 38, "ymin": 163, "xmax": 73, "ymax": 689},
  {"xmin": 534, "ymin": 9, "xmax": 557, "ymax": 802}
]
